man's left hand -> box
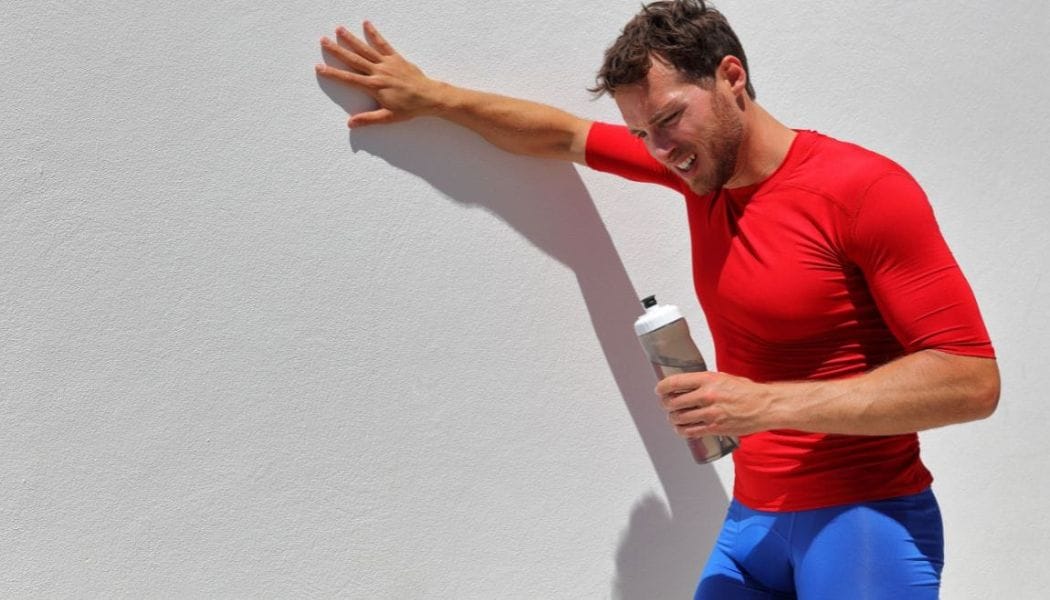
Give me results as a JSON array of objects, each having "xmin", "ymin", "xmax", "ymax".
[{"xmin": 656, "ymin": 371, "xmax": 775, "ymax": 438}]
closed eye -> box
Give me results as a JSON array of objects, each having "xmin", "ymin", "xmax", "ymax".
[
  {"xmin": 630, "ymin": 109, "xmax": 682, "ymax": 140},
  {"xmin": 659, "ymin": 110, "xmax": 683, "ymax": 127}
]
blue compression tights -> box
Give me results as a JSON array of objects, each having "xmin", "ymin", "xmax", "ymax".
[{"xmin": 696, "ymin": 488, "xmax": 944, "ymax": 599}]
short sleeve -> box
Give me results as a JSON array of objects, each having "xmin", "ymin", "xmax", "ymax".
[
  {"xmin": 846, "ymin": 172, "xmax": 995, "ymax": 357},
  {"xmin": 584, "ymin": 121, "xmax": 685, "ymax": 193}
]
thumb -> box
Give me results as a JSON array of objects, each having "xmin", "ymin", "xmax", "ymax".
[{"xmin": 348, "ymin": 108, "xmax": 397, "ymax": 128}]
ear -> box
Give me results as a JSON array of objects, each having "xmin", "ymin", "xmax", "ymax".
[{"xmin": 719, "ymin": 55, "xmax": 748, "ymax": 97}]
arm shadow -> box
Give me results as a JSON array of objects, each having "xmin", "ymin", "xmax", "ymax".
[{"xmin": 320, "ymin": 80, "xmax": 728, "ymax": 598}]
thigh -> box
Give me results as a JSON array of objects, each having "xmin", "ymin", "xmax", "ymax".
[
  {"xmin": 695, "ymin": 502, "xmax": 797, "ymax": 600},
  {"xmin": 793, "ymin": 489, "xmax": 944, "ymax": 600},
  {"xmin": 696, "ymin": 549, "xmax": 797, "ymax": 600}
]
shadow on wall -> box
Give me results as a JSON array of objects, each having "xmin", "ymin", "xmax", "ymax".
[{"xmin": 319, "ymin": 80, "xmax": 729, "ymax": 599}]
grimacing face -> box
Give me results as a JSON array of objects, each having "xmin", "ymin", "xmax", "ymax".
[{"xmin": 614, "ymin": 58, "xmax": 744, "ymax": 196}]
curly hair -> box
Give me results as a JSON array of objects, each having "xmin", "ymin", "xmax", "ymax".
[{"xmin": 591, "ymin": 0, "xmax": 756, "ymax": 99}]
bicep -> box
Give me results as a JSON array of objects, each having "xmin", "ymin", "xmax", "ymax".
[{"xmin": 847, "ymin": 173, "xmax": 994, "ymax": 357}]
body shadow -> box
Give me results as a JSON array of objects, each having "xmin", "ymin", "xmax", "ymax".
[{"xmin": 321, "ymin": 81, "xmax": 729, "ymax": 598}]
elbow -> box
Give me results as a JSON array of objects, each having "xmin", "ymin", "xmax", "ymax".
[{"xmin": 969, "ymin": 360, "xmax": 1001, "ymax": 421}]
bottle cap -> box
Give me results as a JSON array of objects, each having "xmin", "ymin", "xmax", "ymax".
[{"xmin": 633, "ymin": 295, "xmax": 684, "ymax": 336}]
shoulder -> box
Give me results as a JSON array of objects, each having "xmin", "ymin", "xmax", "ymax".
[{"xmin": 782, "ymin": 132, "xmax": 921, "ymax": 216}]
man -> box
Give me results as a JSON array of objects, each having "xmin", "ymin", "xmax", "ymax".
[{"xmin": 315, "ymin": 1, "xmax": 999, "ymax": 597}]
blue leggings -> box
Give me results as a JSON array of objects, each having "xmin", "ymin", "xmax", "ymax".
[{"xmin": 696, "ymin": 488, "xmax": 944, "ymax": 599}]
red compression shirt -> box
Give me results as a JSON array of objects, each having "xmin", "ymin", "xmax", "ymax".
[{"xmin": 586, "ymin": 122, "xmax": 995, "ymax": 511}]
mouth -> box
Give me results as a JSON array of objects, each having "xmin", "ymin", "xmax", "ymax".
[{"xmin": 674, "ymin": 154, "xmax": 697, "ymax": 174}]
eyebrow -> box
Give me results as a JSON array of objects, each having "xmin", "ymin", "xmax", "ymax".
[{"xmin": 628, "ymin": 101, "xmax": 684, "ymax": 136}]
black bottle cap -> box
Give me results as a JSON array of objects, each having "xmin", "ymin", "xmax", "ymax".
[{"xmin": 641, "ymin": 295, "xmax": 657, "ymax": 309}]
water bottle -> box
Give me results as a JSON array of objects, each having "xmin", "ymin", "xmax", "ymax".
[{"xmin": 634, "ymin": 295, "xmax": 738, "ymax": 464}]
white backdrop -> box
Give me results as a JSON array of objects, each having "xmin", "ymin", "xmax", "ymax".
[{"xmin": 2, "ymin": 1, "xmax": 1047, "ymax": 598}]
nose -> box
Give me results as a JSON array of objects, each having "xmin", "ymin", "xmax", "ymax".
[{"xmin": 647, "ymin": 131, "xmax": 677, "ymax": 163}]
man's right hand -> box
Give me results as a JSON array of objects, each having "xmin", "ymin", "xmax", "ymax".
[
  {"xmin": 314, "ymin": 21, "xmax": 592, "ymax": 164},
  {"xmin": 316, "ymin": 21, "xmax": 444, "ymax": 128}
]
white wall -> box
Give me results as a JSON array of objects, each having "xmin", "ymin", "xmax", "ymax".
[{"xmin": 2, "ymin": 1, "xmax": 1046, "ymax": 597}]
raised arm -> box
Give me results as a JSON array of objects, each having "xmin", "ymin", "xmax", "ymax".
[{"xmin": 315, "ymin": 21, "xmax": 592, "ymax": 164}]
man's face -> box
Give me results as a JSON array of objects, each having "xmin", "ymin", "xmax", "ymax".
[{"xmin": 614, "ymin": 58, "xmax": 744, "ymax": 196}]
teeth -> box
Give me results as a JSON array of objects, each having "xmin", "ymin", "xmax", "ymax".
[{"xmin": 675, "ymin": 155, "xmax": 696, "ymax": 171}]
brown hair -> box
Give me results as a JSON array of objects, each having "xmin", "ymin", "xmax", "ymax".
[{"xmin": 591, "ymin": 0, "xmax": 756, "ymax": 99}]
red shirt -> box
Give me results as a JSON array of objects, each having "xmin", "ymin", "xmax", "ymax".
[{"xmin": 586, "ymin": 122, "xmax": 995, "ymax": 511}]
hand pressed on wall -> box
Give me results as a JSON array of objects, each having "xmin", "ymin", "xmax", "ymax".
[{"xmin": 317, "ymin": 21, "xmax": 444, "ymax": 127}]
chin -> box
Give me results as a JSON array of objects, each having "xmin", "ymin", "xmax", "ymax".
[{"xmin": 686, "ymin": 179, "xmax": 715, "ymax": 196}]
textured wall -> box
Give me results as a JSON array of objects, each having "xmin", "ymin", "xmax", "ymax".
[{"xmin": 2, "ymin": 1, "xmax": 1047, "ymax": 598}]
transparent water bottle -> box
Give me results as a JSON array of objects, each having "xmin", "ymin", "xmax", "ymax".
[{"xmin": 634, "ymin": 295, "xmax": 738, "ymax": 464}]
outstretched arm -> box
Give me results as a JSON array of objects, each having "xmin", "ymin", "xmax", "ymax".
[{"xmin": 315, "ymin": 22, "xmax": 592, "ymax": 164}]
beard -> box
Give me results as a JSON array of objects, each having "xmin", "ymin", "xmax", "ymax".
[{"xmin": 687, "ymin": 90, "xmax": 744, "ymax": 196}]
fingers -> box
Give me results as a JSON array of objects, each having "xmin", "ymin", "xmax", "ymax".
[
  {"xmin": 662, "ymin": 390, "xmax": 708, "ymax": 414},
  {"xmin": 670, "ymin": 407, "xmax": 715, "ymax": 438},
  {"xmin": 363, "ymin": 20, "xmax": 397, "ymax": 55},
  {"xmin": 680, "ymin": 423, "xmax": 715, "ymax": 439},
  {"xmin": 321, "ymin": 36, "xmax": 374, "ymax": 74},
  {"xmin": 653, "ymin": 373, "xmax": 722, "ymax": 436},
  {"xmin": 659, "ymin": 387, "xmax": 700, "ymax": 413},
  {"xmin": 655, "ymin": 373, "xmax": 689, "ymax": 397},
  {"xmin": 668, "ymin": 405, "xmax": 707, "ymax": 426},
  {"xmin": 349, "ymin": 108, "xmax": 396, "ymax": 128},
  {"xmin": 334, "ymin": 25, "xmax": 382, "ymax": 63},
  {"xmin": 315, "ymin": 63, "xmax": 373, "ymax": 89},
  {"xmin": 655, "ymin": 371, "xmax": 712, "ymax": 398}
]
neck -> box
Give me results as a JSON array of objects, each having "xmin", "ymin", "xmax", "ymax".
[{"xmin": 725, "ymin": 102, "xmax": 797, "ymax": 189}]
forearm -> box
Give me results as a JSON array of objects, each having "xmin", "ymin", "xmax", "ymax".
[
  {"xmin": 766, "ymin": 350, "xmax": 1000, "ymax": 435},
  {"xmin": 429, "ymin": 82, "xmax": 591, "ymax": 163},
  {"xmin": 317, "ymin": 24, "xmax": 591, "ymax": 162}
]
